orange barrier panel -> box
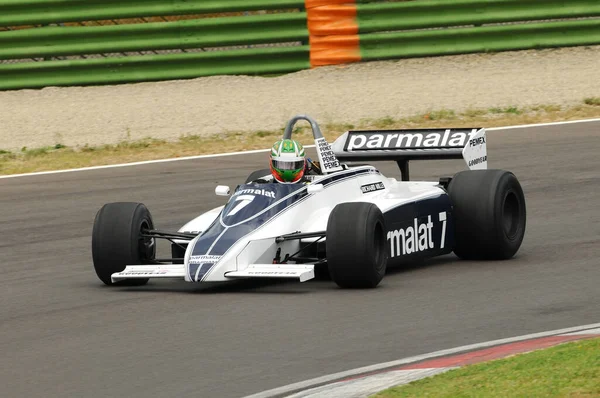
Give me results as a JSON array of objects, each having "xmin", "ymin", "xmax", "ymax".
[
  {"xmin": 307, "ymin": 5, "xmax": 358, "ymax": 36},
  {"xmin": 306, "ymin": 0, "xmax": 360, "ymax": 67},
  {"xmin": 305, "ymin": 0, "xmax": 355, "ymax": 8},
  {"xmin": 309, "ymin": 34, "xmax": 360, "ymax": 66}
]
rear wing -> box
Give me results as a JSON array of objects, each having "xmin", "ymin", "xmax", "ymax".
[{"xmin": 331, "ymin": 128, "xmax": 487, "ymax": 180}]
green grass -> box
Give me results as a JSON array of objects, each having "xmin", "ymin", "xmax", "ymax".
[
  {"xmin": 372, "ymin": 338, "xmax": 600, "ymax": 398},
  {"xmin": 423, "ymin": 109, "xmax": 457, "ymax": 120},
  {"xmin": 488, "ymin": 105, "xmax": 523, "ymax": 115},
  {"xmin": 2, "ymin": 100, "xmax": 600, "ymax": 176},
  {"xmin": 584, "ymin": 97, "xmax": 600, "ymax": 106},
  {"xmin": 531, "ymin": 104, "xmax": 562, "ymax": 112},
  {"xmin": 461, "ymin": 108, "xmax": 488, "ymax": 118},
  {"xmin": 379, "ymin": 116, "xmax": 397, "ymax": 127},
  {"xmin": 325, "ymin": 122, "xmax": 356, "ymax": 131}
]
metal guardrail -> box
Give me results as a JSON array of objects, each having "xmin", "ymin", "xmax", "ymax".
[
  {"xmin": 0, "ymin": 13, "xmax": 308, "ymax": 60},
  {"xmin": 359, "ymin": 19, "xmax": 600, "ymax": 61},
  {"xmin": 0, "ymin": 0, "xmax": 600, "ymax": 90},
  {"xmin": 0, "ymin": 0, "xmax": 305, "ymax": 27},
  {"xmin": 0, "ymin": 46, "xmax": 310, "ymax": 90},
  {"xmin": 354, "ymin": 0, "xmax": 600, "ymax": 33}
]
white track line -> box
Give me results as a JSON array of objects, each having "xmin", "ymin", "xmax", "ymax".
[
  {"xmin": 243, "ymin": 322, "xmax": 600, "ymax": 398},
  {"xmin": 0, "ymin": 147, "xmax": 292, "ymax": 180},
  {"xmin": 2, "ymin": 117, "xmax": 599, "ymax": 180},
  {"xmin": 484, "ymin": 117, "xmax": 600, "ymax": 130}
]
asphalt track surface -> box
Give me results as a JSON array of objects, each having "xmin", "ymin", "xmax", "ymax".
[{"xmin": 1, "ymin": 122, "xmax": 599, "ymax": 397}]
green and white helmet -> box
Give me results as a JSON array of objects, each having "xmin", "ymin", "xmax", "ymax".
[{"xmin": 270, "ymin": 139, "xmax": 306, "ymax": 183}]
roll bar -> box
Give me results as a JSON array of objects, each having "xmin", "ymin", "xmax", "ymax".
[{"xmin": 283, "ymin": 114, "xmax": 325, "ymax": 140}]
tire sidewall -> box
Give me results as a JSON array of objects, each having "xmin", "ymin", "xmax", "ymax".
[
  {"xmin": 492, "ymin": 173, "xmax": 526, "ymax": 258},
  {"xmin": 366, "ymin": 209, "xmax": 387, "ymax": 284},
  {"xmin": 131, "ymin": 207, "xmax": 156, "ymax": 265}
]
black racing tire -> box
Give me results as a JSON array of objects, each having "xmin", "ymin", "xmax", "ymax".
[
  {"xmin": 91, "ymin": 202, "xmax": 156, "ymax": 286},
  {"xmin": 448, "ymin": 170, "xmax": 526, "ymax": 260},
  {"xmin": 326, "ymin": 202, "xmax": 388, "ymax": 288},
  {"xmin": 245, "ymin": 168, "xmax": 272, "ymax": 183}
]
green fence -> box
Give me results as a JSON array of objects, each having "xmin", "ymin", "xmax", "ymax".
[
  {"xmin": 0, "ymin": 0, "xmax": 305, "ymax": 27},
  {"xmin": 360, "ymin": 19, "xmax": 600, "ymax": 61},
  {"xmin": 355, "ymin": 0, "xmax": 600, "ymax": 33},
  {"xmin": 0, "ymin": 0, "xmax": 599, "ymax": 91},
  {"xmin": 0, "ymin": 13, "xmax": 308, "ymax": 60},
  {"xmin": 0, "ymin": 46, "xmax": 310, "ymax": 89},
  {"xmin": 0, "ymin": 0, "xmax": 310, "ymax": 90}
]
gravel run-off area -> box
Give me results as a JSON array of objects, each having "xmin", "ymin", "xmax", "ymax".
[{"xmin": 1, "ymin": 46, "xmax": 599, "ymax": 152}]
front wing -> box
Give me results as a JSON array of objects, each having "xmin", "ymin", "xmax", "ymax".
[{"xmin": 111, "ymin": 263, "xmax": 315, "ymax": 283}]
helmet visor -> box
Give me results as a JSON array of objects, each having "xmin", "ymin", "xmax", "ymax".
[{"xmin": 271, "ymin": 159, "xmax": 304, "ymax": 171}]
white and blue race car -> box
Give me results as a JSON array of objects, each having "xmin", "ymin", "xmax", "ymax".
[{"xmin": 91, "ymin": 115, "xmax": 526, "ymax": 289}]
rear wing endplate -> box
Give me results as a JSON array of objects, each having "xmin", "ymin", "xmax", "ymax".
[{"xmin": 331, "ymin": 128, "xmax": 487, "ymax": 180}]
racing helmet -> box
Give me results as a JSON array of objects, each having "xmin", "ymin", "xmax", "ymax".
[{"xmin": 270, "ymin": 139, "xmax": 306, "ymax": 183}]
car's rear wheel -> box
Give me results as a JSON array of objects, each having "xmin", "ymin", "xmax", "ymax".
[
  {"xmin": 245, "ymin": 168, "xmax": 272, "ymax": 183},
  {"xmin": 326, "ymin": 202, "xmax": 388, "ymax": 288},
  {"xmin": 448, "ymin": 170, "xmax": 526, "ymax": 260},
  {"xmin": 91, "ymin": 202, "xmax": 156, "ymax": 285}
]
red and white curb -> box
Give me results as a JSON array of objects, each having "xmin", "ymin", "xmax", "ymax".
[{"xmin": 245, "ymin": 323, "xmax": 600, "ymax": 398}]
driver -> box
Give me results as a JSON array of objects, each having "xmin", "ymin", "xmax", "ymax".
[
  {"xmin": 268, "ymin": 139, "xmax": 323, "ymax": 184},
  {"xmin": 270, "ymin": 139, "xmax": 307, "ymax": 184}
]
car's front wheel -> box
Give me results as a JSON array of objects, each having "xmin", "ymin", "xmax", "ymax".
[
  {"xmin": 326, "ymin": 202, "xmax": 388, "ymax": 288},
  {"xmin": 91, "ymin": 202, "xmax": 156, "ymax": 285}
]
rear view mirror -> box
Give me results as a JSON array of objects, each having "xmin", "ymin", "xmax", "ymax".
[
  {"xmin": 215, "ymin": 185, "xmax": 230, "ymax": 196},
  {"xmin": 307, "ymin": 184, "xmax": 324, "ymax": 194}
]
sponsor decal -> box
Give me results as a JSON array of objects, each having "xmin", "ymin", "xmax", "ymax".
[
  {"xmin": 189, "ymin": 255, "xmax": 221, "ymax": 264},
  {"xmin": 247, "ymin": 271, "xmax": 300, "ymax": 276},
  {"xmin": 387, "ymin": 212, "xmax": 447, "ymax": 257},
  {"xmin": 118, "ymin": 269, "xmax": 168, "ymax": 276},
  {"xmin": 344, "ymin": 129, "xmax": 480, "ymax": 151},
  {"xmin": 469, "ymin": 136, "xmax": 486, "ymax": 146},
  {"xmin": 360, "ymin": 182, "xmax": 385, "ymax": 194},
  {"xmin": 315, "ymin": 137, "xmax": 343, "ymax": 172},
  {"xmin": 468, "ymin": 155, "xmax": 487, "ymax": 167},
  {"xmin": 233, "ymin": 188, "xmax": 275, "ymax": 198}
]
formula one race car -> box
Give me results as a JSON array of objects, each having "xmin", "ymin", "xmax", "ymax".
[{"xmin": 91, "ymin": 115, "xmax": 526, "ymax": 289}]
